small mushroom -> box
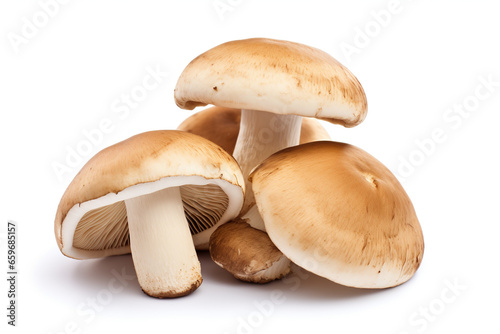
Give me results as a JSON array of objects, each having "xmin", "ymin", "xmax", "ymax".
[
  {"xmin": 209, "ymin": 220, "xmax": 290, "ymax": 283},
  {"xmin": 250, "ymin": 141, "xmax": 424, "ymax": 289},
  {"xmin": 54, "ymin": 130, "xmax": 245, "ymax": 297}
]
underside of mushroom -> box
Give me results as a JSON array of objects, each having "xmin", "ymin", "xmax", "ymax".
[{"xmin": 66, "ymin": 177, "xmax": 243, "ymax": 298}]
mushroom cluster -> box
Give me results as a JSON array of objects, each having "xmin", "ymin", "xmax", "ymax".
[
  {"xmin": 55, "ymin": 38, "xmax": 424, "ymax": 298},
  {"xmin": 174, "ymin": 38, "xmax": 424, "ymax": 288}
]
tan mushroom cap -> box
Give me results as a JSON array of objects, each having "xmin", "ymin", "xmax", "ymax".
[
  {"xmin": 249, "ymin": 141, "xmax": 424, "ymax": 289},
  {"xmin": 174, "ymin": 38, "xmax": 367, "ymax": 127},
  {"xmin": 177, "ymin": 106, "xmax": 331, "ymax": 154},
  {"xmin": 54, "ymin": 130, "xmax": 245, "ymax": 259},
  {"xmin": 299, "ymin": 117, "xmax": 331, "ymax": 144},
  {"xmin": 209, "ymin": 220, "xmax": 290, "ymax": 283},
  {"xmin": 177, "ymin": 106, "xmax": 242, "ymax": 154}
]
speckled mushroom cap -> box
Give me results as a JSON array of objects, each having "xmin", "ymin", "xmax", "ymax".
[
  {"xmin": 174, "ymin": 38, "xmax": 367, "ymax": 127},
  {"xmin": 54, "ymin": 130, "xmax": 245, "ymax": 259},
  {"xmin": 249, "ymin": 141, "xmax": 424, "ymax": 289},
  {"xmin": 177, "ymin": 106, "xmax": 331, "ymax": 154}
]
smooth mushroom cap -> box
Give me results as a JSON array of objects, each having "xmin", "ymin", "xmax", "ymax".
[
  {"xmin": 299, "ymin": 118, "xmax": 331, "ymax": 144},
  {"xmin": 209, "ymin": 220, "xmax": 290, "ymax": 283},
  {"xmin": 177, "ymin": 106, "xmax": 241, "ymax": 154},
  {"xmin": 249, "ymin": 141, "xmax": 424, "ymax": 289},
  {"xmin": 174, "ymin": 38, "xmax": 367, "ymax": 127},
  {"xmin": 54, "ymin": 130, "xmax": 245, "ymax": 259},
  {"xmin": 177, "ymin": 106, "xmax": 331, "ymax": 155}
]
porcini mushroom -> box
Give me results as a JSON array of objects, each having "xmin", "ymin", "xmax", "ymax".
[
  {"xmin": 54, "ymin": 130, "xmax": 244, "ymax": 297},
  {"xmin": 250, "ymin": 141, "xmax": 424, "ymax": 288},
  {"xmin": 177, "ymin": 106, "xmax": 330, "ymax": 282}
]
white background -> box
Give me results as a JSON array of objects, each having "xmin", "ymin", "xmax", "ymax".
[{"xmin": 1, "ymin": 1, "xmax": 499, "ymax": 333}]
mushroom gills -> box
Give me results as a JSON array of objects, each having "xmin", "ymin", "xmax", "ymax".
[
  {"xmin": 73, "ymin": 201, "xmax": 129, "ymax": 250},
  {"xmin": 73, "ymin": 183, "xmax": 229, "ymax": 251},
  {"xmin": 182, "ymin": 184, "xmax": 229, "ymax": 234}
]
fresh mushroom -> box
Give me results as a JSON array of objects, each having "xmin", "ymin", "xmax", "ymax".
[
  {"xmin": 209, "ymin": 220, "xmax": 290, "ymax": 283},
  {"xmin": 175, "ymin": 38, "xmax": 366, "ymax": 282},
  {"xmin": 175, "ymin": 38, "xmax": 367, "ymax": 224},
  {"xmin": 250, "ymin": 141, "xmax": 424, "ymax": 288},
  {"xmin": 54, "ymin": 130, "xmax": 245, "ymax": 297},
  {"xmin": 177, "ymin": 106, "xmax": 330, "ymax": 282}
]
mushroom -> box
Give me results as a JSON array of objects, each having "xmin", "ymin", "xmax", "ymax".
[
  {"xmin": 249, "ymin": 141, "xmax": 424, "ymax": 288},
  {"xmin": 177, "ymin": 106, "xmax": 331, "ymax": 155},
  {"xmin": 209, "ymin": 220, "xmax": 290, "ymax": 283},
  {"xmin": 177, "ymin": 105, "xmax": 330, "ymax": 282},
  {"xmin": 174, "ymin": 38, "xmax": 365, "ymax": 282},
  {"xmin": 174, "ymin": 38, "xmax": 366, "ymax": 228},
  {"xmin": 54, "ymin": 130, "xmax": 245, "ymax": 297}
]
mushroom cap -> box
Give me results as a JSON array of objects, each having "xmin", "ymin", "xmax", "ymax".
[
  {"xmin": 177, "ymin": 106, "xmax": 241, "ymax": 154},
  {"xmin": 55, "ymin": 130, "xmax": 245, "ymax": 259},
  {"xmin": 249, "ymin": 141, "xmax": 424, "ymax": 289},
  {"xmin": 299, "ymin": 117, "xmax": 331, "ymax": 144},
  {"xmin": 177, "ymin": 106, "xmax": 331, "ymax": 154},
  {"xmin": 209, "ymin": 220, "xmax": 291, "ymax": 283},
  {"xmin": 174, "ymin": 38, "xmax": 367, "ymax": 127}
]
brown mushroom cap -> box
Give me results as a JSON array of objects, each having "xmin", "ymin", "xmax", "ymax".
[
  {"xmin": 177, "ymin": 107, "xmax": 241, "ymax": 154},
  {"xmin": 177, "ymin": 106, "xmax": 331, "ymax": 154},
  {"xmin": 174, "ymin": 38, "xmax": 367, "ymax": 127},
  {"xmin": 209, "ymin": 220, "xmax": 290, "ymax": 283},
  {"xmin": 299, "ymin": 118, "xmax": 331, "ymax": 144},
  {"xmin": 250, "ymin": 141, "xmax": 424, "ymax": 289}
]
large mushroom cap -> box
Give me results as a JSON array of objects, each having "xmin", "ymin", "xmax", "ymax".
[
  {"xmin": 55, "ymin": 130, "xmax": 245, "ymax": 260},
  {"xmin": 249, "ymin": 141, "xmax": 424, "ymax": 289},
  {"xmin": 174, "ymin": 38, "xmax": 367, "ymax": 127},
  {"xmin": 177, "ymin": 106, "xmax": 331, "ymax": 154}
]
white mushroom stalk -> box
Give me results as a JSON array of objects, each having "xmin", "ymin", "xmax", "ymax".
[
  {"xmin": 125, "ymin": 186, "xmax": 201, "ymax": 298},
  {"xmin": 233, "ymin": 109, "xmax": 301, "ymax": 225}
]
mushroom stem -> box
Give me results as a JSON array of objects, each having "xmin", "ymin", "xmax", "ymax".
[
  {"xmin": 124, "ymin": 187, "xmax": 202, "ymax": 298},
  {"xmin": 233, "ymin": 109, "xmax": 302, "ymax": 216}
]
